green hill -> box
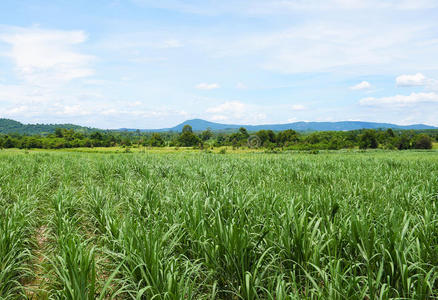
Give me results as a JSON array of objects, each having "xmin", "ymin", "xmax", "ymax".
[
  {"xmin": 0, "ymin": 119, "xmax": 98, "ymax": 135},
  {"xmin": 2, "ymin": 118, "xmax": 437, "ymax": 135},
  {"xmin": 136, "ymin": 119, "xmax": 438, "ymax": 132}
]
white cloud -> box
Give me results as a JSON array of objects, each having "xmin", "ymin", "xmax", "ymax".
[
  {"xmin": 291, "ymin": 104, "xmax": 306, "ymax": 111},
  {"xmin": 206, "ymin": 101, "xmax": 245, "ymax": 113},
  {"xmin": 206, "ymin": 101, "xmax": 266, "ymax": 123},
  {"xmin": 360, "ymin": 92, "xmax": 438, "ymax": 106},
  {"xmin": 1, "ymin": 5, "xmax": 437, "ymax": 128},
  {"xmin": 396, "ymin": 73, "xmax": 427, "ymax": 86},
  {"xmin": 84, "ymin": 79, "xmax": 107, "ymax": 85},
  {"xmin": 0, "ymin": 26, "xmax": 94, "ymax": 87},
  {"xmin": 133, "ymin": 0, "xmax": 438, "ymax": 15},
  {"xmin": 236, "ymin": 82, "xmax": 247, "ymax": 89},
  {"xmin": 163, "ymin": 39, "xmax": 183, "ymax": 48},
  {"xmin": 199, "ymin": 17, "xmax": 438, "ymax": 75},
  {"xmin": 0, "ymin": 26, "xmax": 106, "ymax": 125},
  {"xmin": 55, "ymin": 104, "xmax": 92, "ymax": 116},
  {"xmin": 251, "ymin": 0, "xmax": 438, "ymax": 12},
  {"xmin": 210, "ymin": 114, "xmax": 229, "ymax": 121},
  {"xmin": 195, "ymin": 82, "xmax": 220, "ymax": 90},
  {"xmin": 350, "ymin": 81, "xmax": 371, "ymax": 90}
]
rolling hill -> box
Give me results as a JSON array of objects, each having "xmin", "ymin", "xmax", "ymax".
[
  {"xmin": 1, "ymin": 118, "xmax": 436, "ymax": 135},
  {"xmin": 0, "ymin": 118, "xmax": 99, "ymax": 134},
  {"xmin": 143, "ymin": 119, "xmax": 437, "ymax": 132}
]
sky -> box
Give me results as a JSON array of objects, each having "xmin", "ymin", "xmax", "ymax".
[{"xmin": 1, "ymin": 0, "xmax": 438, "ymax": 129}]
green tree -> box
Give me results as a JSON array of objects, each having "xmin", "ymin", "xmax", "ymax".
[
  {"xmin": 54, "ymin": 128, "xmax": 64, "ymax": 138},
  {"xmin": 214, "ymin": 135, "xmax": 226, "ymax": 147},
  {"xmin": 394, "ymin": 134, "xmax": 411, "ymax": 150},
  {"xmin": 386, "ymin": 128, "xmax": 395, "ymax": 137},
  {"xmin": 256, "ymin": 130, "xmax": 276, "ymax": 146},
  {"xmin": 307, "ymin": 133, "xmax": 320, "ymax": 145},
  {"xmin": 90, "ymin": 131, "xmax": 103, "ymax": 140},
  {"xmin": 277, "ymin": 129, "xmax": 298, "ymax": 146},
  {"xmin": 200, "ymin": 129, "xmax": 213, "ymax": 141},
  {"xmin": 359, "ymin": 130, "xmax": 378, "ymax": 149},
  {"xmin": 182, "ymin": 124, "xmax": 193, "ymax": 133},
  {"xmin": 4, "ymin": 137, "xmax": 15, "ymax": 148},
  {"xmin": 178, "ymin": 130, "xmax": 201, "ymax": 147},
  {"xmin": 239, "ymin": 127, "xmax": 249, "ymax": 139},
  {"xmin": 150, "ymin": 133, "xmax": 165, "ymax": 147},
  {"xmin": 413, "ymin": 134, "xmax": 432, "ymax": 149}
]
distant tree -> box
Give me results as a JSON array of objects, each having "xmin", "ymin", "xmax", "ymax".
[
  {"xmin": 256, "ymin": 130, "xmax": 276, "ymax": 146},
  {"xmin": 277, "ymin": 129, "xmax": 299, "ymax": 146},
  {"xmin": 228, "ymin": 132, "xmax": 241, "ymax": 146},
  {"xmin": 239, "ymin": 127, "xmax": 249, "ymax": 139},
  {"xmin": 328, "ymin": 136, "xmax": 342, "ymax": 150},
  {"xmin": 200, "ymin": 129, "xmax": 213, "ymax": 141},
  {"xmin": 63, "ymin": 129, "xmax": 75, "ymax": 141},
  {"xmin": 307, "ymin": 133, "xmax": 320, "ymax": 145},
  {"xmin": 150, "ymin": 133, "xmax": 165, "ymax": 147},
  {"xmin": 359, "ymin": 130, "xmax": 378, "ymax": 149},
  {"xmin": 178, "ymin": 130, "xmax": 201, "ymax": 147},
  {"xmin": 4, "ymin": 137, "xmax": 15, "ymax": 148},
  {"xmin": 394, "ymin": 135, "xmax": 411, "ymax": 150},
  {"xmin": 182, "ymin": 125, "xmax": 193, "ymax": 133},
  {"xmin": 90, "ymin": 131, "xmax": 103, "ymax": 140},
  {"xmin": 73, "ymin": 132, "xmax": 84, "ymax": 140},
  {"xmin": 121, "ymin": 137, "xmax": 132, "ymax": 146},
  {"xmin": 214, "ymin": 135, "xmax": 226, "ymax": 147},
  {"xmin": 413, "ymin": 134, "xmax": 432, "ymax": 149},
  {"xmin": 345, "ymin": 131, "xmax": 358, "ymax": 143},
  {"xmin": 54, "ymin": 128, "xmax": 64, "ymax": 138},
  {"xmin": 256, "ymin": 130, "xmax": 268, "ymax": 145},
  {"xmin": 266, "ymin": 130, "xmax": 276, "ymax": 143},
  {"xmin": 386, "ymin": 128, "xmax": 395, "ymax": 138}
]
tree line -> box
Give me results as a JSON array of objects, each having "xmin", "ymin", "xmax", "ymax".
[
  {"xmin": 0, "ymin": 125, "xmax": 436, "ymax": 150},
  {"xmin": 0, "ymin": 118, "xmax": 97, "ymax": 135}
]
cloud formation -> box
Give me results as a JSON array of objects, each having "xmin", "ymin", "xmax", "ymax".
[
  {"xmin": 206, "ymin": 101, "xmax": 266, "ymax": 123},
  {"xmin": 236, "ymin": 82, "xmax": 247, "ymax": 89},
  {"xmin": 291, "ymin": 104, "xmax": 306, "ymax": 111},
  {"xmin": 396, "ymin": 73, "xmax": 427, "ymax": 86},
  {"xmin": 351, "ymin": 81, "xmax": 371, "ymax": 90},
  {"xmin": 1, "ymin": 2, "xmax": 438, "ymax": 127},
  {"xmin": 133, "ymin": 0, "xmax": 438, "ymax": 15},
  {"xmin": 195, "ymin": 83, "xmax": 220, "ymax": 90},
  {"xmin": 360, "ymin": 92, "xmax": 438, "ymax": 107},
  {"xmin": 0, "ymin": 26, "xmax": 94, "ymax": 87}
]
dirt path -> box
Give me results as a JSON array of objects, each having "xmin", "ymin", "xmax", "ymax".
[{"xmin": 24, "ymin": 225, "xmax": 50, "ymax": 299}]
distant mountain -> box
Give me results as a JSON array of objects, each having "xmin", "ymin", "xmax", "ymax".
[
  {"xmin": 0, "ymin": 118, "xmax": 99, "ymax": 134},
  {"xmin": 140, "ymin": 119, "xmax": 437, "ymax": 132},
  {"xmin": 1, "ymin": 118, "xmax": 436, "ymax": 135}
]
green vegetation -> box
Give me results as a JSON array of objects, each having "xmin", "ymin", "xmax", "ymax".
[
  {"xmin": 0, "ymin": 118, "xmax": 98, "ymax": 135},
  {"xmin": 0, "ymin": 150, "xmax": 437, "ymax": 299},
  {"xmin": 1, "ymin": 124, "xmax": 437, "ymax": 150}
]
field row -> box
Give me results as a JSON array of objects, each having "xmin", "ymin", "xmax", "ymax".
[{"xmin": 0, "ymin": 150, "xmax": 437, "ymax": 299}]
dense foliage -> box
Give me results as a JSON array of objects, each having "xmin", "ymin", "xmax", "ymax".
[
  {"xmin": 0, "ymin": 118, "xmax": 98, "ymax": 135},
  {"xmin": 1, "ymin": 151, "xmax": 437, "ymax": 298},
  {"xmin": 0, "ymin": 124, "xmax": 436, "ymax": 150}
]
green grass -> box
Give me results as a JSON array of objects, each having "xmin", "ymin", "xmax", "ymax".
[{"xmin": 0, "ymin": 150, "xmax": 437, "ymax": 299}]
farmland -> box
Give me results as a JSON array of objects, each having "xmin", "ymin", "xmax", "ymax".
[{"xmin": 1, "ymin": 149, "xmax": 438, "ymax": 299}]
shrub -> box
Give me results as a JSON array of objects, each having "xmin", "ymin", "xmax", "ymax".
[{"xmin": 413, "ymin": 134, "xmax": 432, "ymax": 149}]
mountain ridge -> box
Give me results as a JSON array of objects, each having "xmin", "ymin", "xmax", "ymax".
[
  {"xmin": 1, "ymin": 118, "xmax": 436, "ymax": 134},
  {"xmin": 0, "ymin": 118, "xmax": 100, "ymax": 134},
  {"xmin": 138, "ymin": 118, "xmax": 438, "ymax": 132}
]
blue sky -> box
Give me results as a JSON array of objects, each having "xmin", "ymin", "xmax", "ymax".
[{"xmin": 1, "ymin": 0, "xmax": 438, "ymax": 128}]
